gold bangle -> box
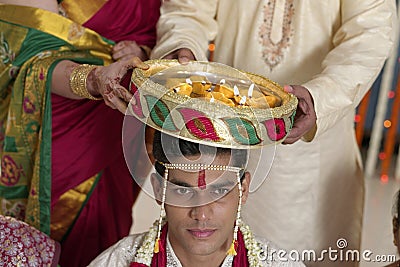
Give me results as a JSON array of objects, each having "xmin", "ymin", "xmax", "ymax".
[{"xmin": 69, "ymin": 64, "xmax": 102, "ymax": 100}]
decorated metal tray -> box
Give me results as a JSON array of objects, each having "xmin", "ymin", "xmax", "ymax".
[{"xmin": 129, "ymin": 60, "xmax": 297, "ymax": 149}]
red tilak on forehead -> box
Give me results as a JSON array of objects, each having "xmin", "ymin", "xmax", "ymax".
[{"xmin": 198, "ymin": 169, "xmax": 206, "ymax": 190}]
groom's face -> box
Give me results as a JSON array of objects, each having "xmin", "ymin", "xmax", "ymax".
[{"xmin": 155, "ymin": 152, "xmax": 250, "ymax": 260}]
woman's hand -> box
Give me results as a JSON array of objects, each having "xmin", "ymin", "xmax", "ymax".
[
  {"xmin": 88, "ymin": 57, "xmax": 149, "ymax": 113},
  {"xmin": 112, "ymin": 41, "xmax": 149, "ymax": 62}
]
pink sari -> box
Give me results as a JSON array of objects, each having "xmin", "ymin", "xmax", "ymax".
[{"xmin": 51, "ymin": 0, "xmax": 160, "ymax": 266}]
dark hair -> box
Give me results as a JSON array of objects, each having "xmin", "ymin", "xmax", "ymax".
[{"xmin": 152, "ymin": 131, "xmax": 248, "ymax": 179}]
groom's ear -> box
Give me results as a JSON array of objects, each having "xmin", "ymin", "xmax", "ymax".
[
  {"xmin": 241, "ymin": 171, "xmax": 251, "ymax": 204},
  {"xmin": 150, "ymin": 173, "xmax": 162, "ymax": 205}
]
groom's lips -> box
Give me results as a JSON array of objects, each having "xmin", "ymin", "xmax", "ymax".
[{"xmin": 187, "ymin": 229, "xmax": 217, "ymax": 238}]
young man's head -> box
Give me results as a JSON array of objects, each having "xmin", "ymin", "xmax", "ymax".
[{"xmin": 151, "ymin": 131, "xmax": 251, "ymax": 264}]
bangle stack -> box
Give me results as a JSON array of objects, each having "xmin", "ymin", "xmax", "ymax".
[{"xmin": 69, "ymin": 64, "xmax": 102, "ymax": 100}]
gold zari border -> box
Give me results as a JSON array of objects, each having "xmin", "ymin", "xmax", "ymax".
[
  {"xmin": 0, "ymin": 4, "xmax": 112, "ymax": 63},
  {"xmin": 50, "ymin": 175, "xmax": 97, "ymax": 241},
  {"xmin": 60, "ymin": 0, "xmax": 107, "ymax": 25}
]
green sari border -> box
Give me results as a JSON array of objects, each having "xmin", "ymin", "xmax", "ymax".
[
  {"xmin": 38, "ymin": 62, "xmax": 54, "ymax": 234},
  {"xmin": 0, "ymin": 185, "xmax": 28, "ymax": 199}
]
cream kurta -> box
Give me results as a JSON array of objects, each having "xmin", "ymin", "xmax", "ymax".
[{"xmin": 152, "ymin": 1, "xmax": 395, "ymax": 266}]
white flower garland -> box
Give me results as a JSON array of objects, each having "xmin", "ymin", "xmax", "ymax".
[
  {"xmin": 134, "ymin": 221, "xmax": 159, "ymax": 265},
  {"xmin": 240, "ymin": 221, "xmax": 263, "ymax": 267},
  {"xmin": 133, "ymin": 220, "xmax": 263, "ymax": 267}
]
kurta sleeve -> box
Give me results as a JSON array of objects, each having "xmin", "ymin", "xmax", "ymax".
[
  {"xmin": 151, "ymin": 0, "xmax": 219, "ymax": 61},
  {"xmin": 302, "ymin": 0, "xmax": 396, "ymax": 140}
]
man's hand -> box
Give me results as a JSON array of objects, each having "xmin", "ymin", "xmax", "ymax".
[
  {"xmin": 113, "ymin": 41, "xmax": 148, "ymax": 62},
  {"xmin": 283, "ymin": 85, "xmax": 316, "ymax": 144},
  {"xmin": 164, "ymin": 48, "xmax": 195, "ymax": 64}
]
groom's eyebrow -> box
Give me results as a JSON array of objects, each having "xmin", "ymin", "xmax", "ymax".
[
  {"xmin": 209, "ymin": 180, "xmax": 236, "ymax": 190},
  {"xmin": 168, "ymin": 179, "xmax": 192, "ymax": 188}
]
